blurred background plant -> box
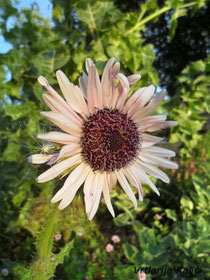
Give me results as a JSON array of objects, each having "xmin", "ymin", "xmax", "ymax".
[{"xmin": 0, "ymin": 0, "xmax": 209, "ymax": 279}]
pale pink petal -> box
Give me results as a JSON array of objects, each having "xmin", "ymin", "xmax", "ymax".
[
  {"xmin": 28, "ymin": 154, "xmax": 54, "ymax": 164},
  {"xmin": 123, "ymin": 167, "xmax": 143, "ymax": 201},
  {"xmin": 36, "ymin": 154, "xmax": 81, "ymax": 183},
  {"xmin": 112, "ymin": 61, "xmax": 120, "ymax": 78},
  {"xmin": 133, "ymin": 89, "xmax": 166, "ymax": 120},
  {"xmin": 124, "ymin": 85, "xmax": 155, "ymax": 117},
  {"xmin": 48, "ymin": 143, "xmax": 81, "ymax": 164},
  {"xmin": 139, "ymin": 152, "xmax": 178, "ymax": 169},
  {"xmin": 109, "ymin": 87, "xmax": 120, "ymax": 108},
  {"xmin": 115, "ymin": 170, "xmax": 137, "ymax": 209},
  {"xmin": 141, "ymin": 115, "xmax": 167, "ymax": 123},
  {"xmin": 51, "ymin": 162, "xmax": 90, "ymax": 204},
  {"xmin": 141, "ymin": 133, "xmax": 164, "ymax": 148},
  {"xmin": 79, "ymin": 71, "xmax": 88, "ymax": 98},
  {"xmin": 132, "ymin": 163, "xmax": 160, "ymax": 196},
  {"xmin": 145, "ymin": 121, "xmax": 178, "ymax": 132},
  {"xmin": 115, "ymin": 73, "xmax": 130, "ymax": 109},
  {"xmin": 138, "ymin": 121, "xmax": 165, "ymax": 132},
  {"xmin": 38, "ymin": 76, "xmax": 82, "ymax": 123},
  {"xmin": 122, "ymin": 87, "xmax": 146, "ymax": 114},
  {"xmin": 42, "ymin": 94, "xmax": 82, "ymax": 120},
  {"xmin": 107, "ymin": 172, "xmax": 117, "ymax": 191},
  {"xmin": 40, "ymin": 111, "xmax": 81, "ymax": 137},
  {"xmin": 137, "ymin": 160, "xmax": 170, "ymax": 183},
  {"xmin": 57, "ymin": 164, "xmax": 91, "ymax": 210},
  {"xmin": 85, "ymin": 58, "xmax": 94, "ymax": 73},
  {"xmin": 127, "ymin": 74, "xmax": 141, "ymax": 84},
  {"xmin": 84, "ymin": 171, "xmax": 96, "ymax": 214},
  {"xmin": 88, "ymin": 173, "xmax": 103, "ymax": 220},
  {"xmin": 56, "ymin": 70, "xmax": 89, "ymax": 115},
  {"xmin": 101, "ymin": 57, "xmax": 115, "ymax": 108},
  {"xmin": 35, "ymin": 132, "xmax": 80, "ymax": 145},
  {"xmin": 142, "ymin": 146, "xmax": 176, "ymax": 157},
  {"xmin": 47, "ymin": 153, "xmax": 60, "ymax": 165},
  {"xmin": 87, "ymin": 65, "xmax": 102, "ymax": 112},
  {"xmin": 103, "ymin": 174, "xmax": 115, "ymax": 217}
]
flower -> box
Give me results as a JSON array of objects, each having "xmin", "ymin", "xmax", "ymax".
[
  {"xmin": 111, "ymin": 235, "xmax": 121, "ymax": 243},
  {"xmin": 106, "ymin": 243, "xmax": 114, "ymax": 252},
  {"xmin": 28, "ymin": 57, "xmax": 178, "ymax": 220},
  {"xmin": 54, "ymin": 232, "xmax": 62, "ymax": 241},
  {"xmin": 1, "ymin": 268, "xmax": 9, "ymax": 276},
  {"xmin": 138, "ymin": 272, "xmax": 147, "ymax": 280},
  {"xmin": 155, "ymin": 213, "xmax": 162, "ymax": 220},
  {"xmin": 76, "ymin": 231, "xmax": 84, "ymax": 237}
]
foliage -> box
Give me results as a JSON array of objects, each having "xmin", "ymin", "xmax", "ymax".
[{"xmin": 0, "ymin": 0, "xmax": 209, "ymax": 279}]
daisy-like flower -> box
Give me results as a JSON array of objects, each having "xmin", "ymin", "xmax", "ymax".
[{"xmin": 28, "ymin": 58, "xmax": 178, "ymax": 220}]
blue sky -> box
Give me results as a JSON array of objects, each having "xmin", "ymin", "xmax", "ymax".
[{"xmin": 0, "ymin": 0, "xmax": 52, "ymax": 54}]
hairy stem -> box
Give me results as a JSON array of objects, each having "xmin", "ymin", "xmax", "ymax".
[{"xmin": 32, "ymin": 204, "xmax": 58, "ymax": 280}]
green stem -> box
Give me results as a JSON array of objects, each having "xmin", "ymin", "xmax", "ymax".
[
  {"xmin": 126, "ymin": 2, "xmax": 196, "ymax": 34},
  {"xmin": 32, "ymin": 205, "xmax": 58, "ymax": 280}
]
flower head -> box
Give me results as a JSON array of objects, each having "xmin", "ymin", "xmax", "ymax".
[
  {"xmin": 28, "ymin": 58, "xmax": 178, "ymax": 220},
  {"xmin": 111, "ymin": 235, "xmax": 121, "ymax": 243},
  {"xmin": 1, "ymin": 268, "xmax": 9, "ymax": 276},
  {"xmin": 54, "ymin": 232, "xmax": 62, "ymax": 241},
  {"xmin": 106, "ymin": 243, "xmax": 114, "ymax": 252},
  {"xmin": 138, "ymin": 272, "xmax": 147, "ymax": 280}
]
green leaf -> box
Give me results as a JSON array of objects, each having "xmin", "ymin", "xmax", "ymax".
[
  {"xmin": 54, "ymin": 239, "xmax": 74, "ymax": 264},
  {"xmin": 114, "ymin": 213, "xmax": 131, "ymax": 226},
  {"xmin": 77, "ymin": 2, "xmax": 114, "ymax": 30},
  {"xmin": 181, "ymin": 195, "xmax": 194, "ymax": 210},
  {"xmin": 123, "ymin": 243, "xmax": 139, "ymax": 262},
  {"xmin": 165, "ymin": 209, "xmax": 177, "ymax": 222}
]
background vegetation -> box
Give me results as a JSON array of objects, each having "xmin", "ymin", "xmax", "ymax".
[{"xmin": 0, "ymin": 0, "xmax": 209, "ymax": 279}]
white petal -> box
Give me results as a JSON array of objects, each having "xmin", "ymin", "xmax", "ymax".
[
  {"xmin": 51, "ymin": 162, "xmax": 90, "ymax": 203},
  {"xmin": 84, "ymin": 171, "xmax": 96, "ymax": 214},
  {"xmin": 115, "ymin": 170, "xmax": 137, "ymax": 209},
  {"xmin": 88, "ymin": 173, "xmax": 103, "ymax": 220},
  {"xmin": 42, "ymin": 94, "xmax": 82, "ymax": 120},
  {"xmin": 145, "ymin": 121, "xmax": 178, "ymax": 132},
  {"xmin": 56, "ymin": 70, "xmax": 89, "ymax": 115},
  {"xmin": 87, "ymin": 65, "xmax": 102, "ymax": 112},
  {"xmin": 112, "ymin": 61, "xmax": 120, "ymax": 78},
  {"xmin": 125, "ymin": 85, "xmax": 155, "ymax": 117},
  {"xmin": 49, "ymin": 143, "xmax": 81, "ymax": 164},
  {"xmin": 133, "ymin": 89, "xmax": 166, "ymax": 120},
  {"xmin": 101, "ymin": 57, "xmax": 115, "ymax": 108},
  {"xmin": 28, "ymin": 154, "xmax": 53, "ymax": 164},
  {"xmin": 141, "ymin": 133, "xmax": 164, "ymax": 148},
  {"xmin": 79, "ymin": 71, "xmax": 88, "ymax": 98},
  {"xmin": 36, "ymin": 154, "xmax": 81, "ymax": 183},
  {"xmin": 123, "ymin": 167, "xmax": 143, "ymax": 201},
  {"xmin": 86, "ymin": 58, "xmax": 94, "ymax": 73},
  {"xmin": 108, "ymin": 172, "xmax": 117, "ymax": 191},
  {"xmin": 127, "ymin": 74, "xmax": 141, "ymax": 84},
  {"xmin": 40, "ymin": 111, "xmax": 81, "ymax": 137},
  {"xmin": 35, "ymin": 132, "xmax": 80, "ymax": 145},
  {"xmin": 38, "ymin": 76, "xmax": 82, "ymax": 123},
  {"xmin": 47, "ymin": 153, "xmax": 60, "ymax": 165},
  {"xmin": 137, "ymin": 160, "xmax": 170, "ymax": 183},
  {"xmin": 132, "ymin": 163, "xmax": 160, "ymax": 196},
  {"xmin": 139, "ymin": 152, "xmax": 178, "ymax": 169},
  {"xmin": 103, "ymin": 174, "xmax": 115, "ymax": 217},
  {"xmin": 142, "ymin": 146, "xmax": 176, "ymax": 157}
]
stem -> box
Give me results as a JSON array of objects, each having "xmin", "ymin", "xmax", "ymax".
[
  {"xmin": 32, "ymin": 205, "xmax": 58, "ymax": 280},
  {"xmin": 126, "ymin": 2, "xmax": 196, "ymax": 34}
]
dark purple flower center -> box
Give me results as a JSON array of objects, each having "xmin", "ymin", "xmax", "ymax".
[{"xmin": 80, "ymin": 108, "xmax": 140, "ymax": 172}]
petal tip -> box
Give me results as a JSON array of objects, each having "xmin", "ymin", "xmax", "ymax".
[{"xmin": 38, "ymin": 76, "xmax": 48, "ymax": 87}]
